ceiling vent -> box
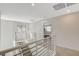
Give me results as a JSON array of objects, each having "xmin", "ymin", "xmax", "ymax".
[
  {"xmin": 53, "ymin": 3, "xmax": 76, "ymax": 10},
  {"xmin": 66, "ymin": 3, "xmax": 76, "ymax": 6}
]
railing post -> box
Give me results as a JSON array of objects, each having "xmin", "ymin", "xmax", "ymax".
[
  {"xmin": 47, "ymin": 37, "xmax": 52, "ymax": 56},
  {"xmin": 46, "ymin": 38, "xmax": 49, "ymax": 56},
  {"xmin": 36, "ymin": 41, "xmax": 38, "ymax": 56}
]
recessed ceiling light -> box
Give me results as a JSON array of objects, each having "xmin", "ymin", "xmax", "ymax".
[{"xmin": 32, "ymin": 3, "xmax": 35, "ymax": 6}]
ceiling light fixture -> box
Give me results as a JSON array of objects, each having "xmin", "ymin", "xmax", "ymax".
[{"xmin": 32, "ymin": 3, "xmax": 35, "ymax": 6}]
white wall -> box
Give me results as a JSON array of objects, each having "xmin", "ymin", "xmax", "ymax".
[
  {"xmin": 54, "ymin": 12, "xmax": 79, "ymax": 51},
  {"xmin": 32, "ymin": 11, "xmax": 79, "ymax": 51},
  {"xmin": 0, "ymin": 20, "xmax": 30, "ymax": 50},
  {"xmin": 1, "ymin": 20, "xmax": 15, "ymax": 50}
]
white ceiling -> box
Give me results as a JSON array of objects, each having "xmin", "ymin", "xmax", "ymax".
[{"xmin": 0, "ymin": 3, "xmax": 79, "ymax": 23}]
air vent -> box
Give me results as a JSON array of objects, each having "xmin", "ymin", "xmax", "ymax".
[
  {"xmin": 53, "ymin": 3, "xmax": 76, "ymax": 10},
  {"xmin": 53, "ymin": 3, "xmax": 65, "ymax": 10},
  {"xmin": 67, "ymin": 3, "xmax": 76, "ymax": 6}
]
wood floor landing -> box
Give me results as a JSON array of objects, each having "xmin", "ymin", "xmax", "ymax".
[{"xmin": 56, "ymin": 46, "xmax": 79, "ymax": 56}]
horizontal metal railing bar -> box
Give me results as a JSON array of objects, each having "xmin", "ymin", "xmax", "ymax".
[
  {"xmin": 0, "ymin": 38, "xmax": 48, "ymax": 54},
  {"xmin": 38, "ymin": 48, "xmax": 48, "ymax": 56},
  {"xmin": 37, "ymin": 45, "xmax": 48, "ymax": 53},
  {"xmin": 20, "ymin": 39, "xmax": 44, "ymax": 49},
  {"xmin": 31, "ymin": 42, "xmax": 48, "ymax": 53},
  {"xmin": 33, "ymin": 45, "xmax": 48, "ymax": 56},
  {"xmin": 21, "ymin": 42, "xmax": 48, "ymax": 56},
  {"xmin": 22, "ymin": 42, "xmax": 44, "ymax": 51},
  {"xmin": 23, "ymin": 44, "xmax": 48, "ymax": 56},
  {"xmin": 36, "ymin": 45, "xmax": 48, "ymax": 54},
  {"xmin": 25, "ymin": 45, "xmax": 48, "ymax": 56},
  {"xmin": 0, "ymin": 47, "xmax": 21, "ymax": 55},
  {"xmin": 21, "ymin": 47, "xmax": 31, "ymax": 52},
  {"xmin": 44, "ymin": 51, "xmax": 50, "ymax": 56},
  {"xmin": 22, "ymin": 42, "xmax": 48, "ymax": 53},
  {"xmin": 21, "ymin": 41, "xmax": 43, "ymax": 49},
  {"xmin": 45, "ymin": 50, "xmax": 54, "ymax": 56},
  {"xmin": 14, "ymin": 42, "xmax": 48, "ymax": 56},
  {"xmin": 47, "ymin": 50, "xmax": 54, "ymax": 56},
  {"xmin": 42, "ymin": 49, "xmax": 49, "ymax": 56}
]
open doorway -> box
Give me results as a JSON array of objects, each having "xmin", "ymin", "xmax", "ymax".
[{"xmin": 43, "ymin": 24, "xmax": 52, "ymax": 38}]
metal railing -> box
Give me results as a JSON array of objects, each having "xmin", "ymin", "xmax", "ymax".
[{"xmin": 0, "ymin": 37, "xmax": 54, "ymax": 56}]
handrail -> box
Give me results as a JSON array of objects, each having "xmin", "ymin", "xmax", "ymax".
[
  {"xmin": 0, "ymin": 38, "xmax": 44, "ymax": 54},
  {"xmin": 0, "ymin": 37, "xmax": 54, "ymax": 56}
]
